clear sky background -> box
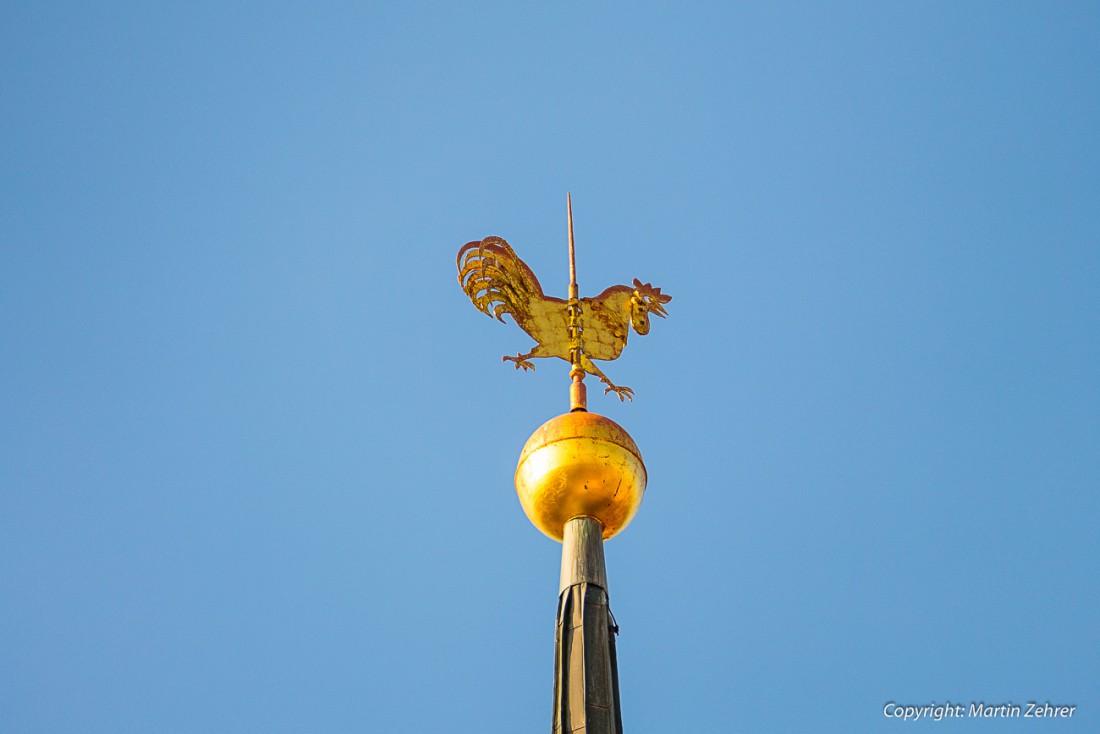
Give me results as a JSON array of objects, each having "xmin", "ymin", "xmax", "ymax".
[{"xmin": 2, "ymin": 2, "xmax": 1097, "ymax": 732}]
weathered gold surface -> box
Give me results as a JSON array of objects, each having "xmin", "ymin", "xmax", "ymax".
[
  {"xmin": 515, "ymin": 412, "xmax": 647, "ymax": 541},
  {"xmin": 457, "ymin": 236, "xmax": 671, "ymax": 401}
]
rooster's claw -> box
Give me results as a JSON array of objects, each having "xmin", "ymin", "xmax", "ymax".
[
  {"xmin": 604, "ymin": 385, "xmax": 635, "ymax": 402},
  {"xmin": 503, "ymin": 354, "xmax": 535, "ymax": 372}
]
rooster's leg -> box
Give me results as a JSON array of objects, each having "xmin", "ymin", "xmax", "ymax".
[
  {"xmin": 503, "ymin": 353, "xmax": 535, "ymax": 371},
  {"xmin": 579, "ymin": 355, "xmax": 634, "ymax": 402},
  {"xmin": 503, "ymin": 343, "xmax": 551, "ymax": 372}
]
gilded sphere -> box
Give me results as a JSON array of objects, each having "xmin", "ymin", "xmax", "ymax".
[{"xmin": 514, "ymin": 411, "xmax": 646, "ymax": 542}]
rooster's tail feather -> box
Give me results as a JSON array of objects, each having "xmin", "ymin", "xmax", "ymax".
[{"xmin": 457, "ymin": 237, "xmax": 544, "ymax": 324}]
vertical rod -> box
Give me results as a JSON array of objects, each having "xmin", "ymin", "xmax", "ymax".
[
  {"xmin": 566, "ymin": 192, "xmax": 587, "ymax": 411},
  {"xmin": 567, "ymin": 192, "xmax": 577, "ymax": 297}
]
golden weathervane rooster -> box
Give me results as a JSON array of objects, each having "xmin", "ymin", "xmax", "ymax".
[{"xmin": 457, "ymin": 196, "xmax": 671, "ymax": 401}]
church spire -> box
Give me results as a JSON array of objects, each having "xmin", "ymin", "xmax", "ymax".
[{"xmin": 456, "ymin": 196, "xmax": 672, "ymax": 732}]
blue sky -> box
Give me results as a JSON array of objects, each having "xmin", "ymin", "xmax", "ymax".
[{"xmin": 2, "ymin": 2, "xmax": 1097, "ymax": 732}]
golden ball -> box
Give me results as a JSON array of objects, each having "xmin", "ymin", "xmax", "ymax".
[{"xmin": 514, "ymin": 411, "xmax": 646, "ymax": 542}]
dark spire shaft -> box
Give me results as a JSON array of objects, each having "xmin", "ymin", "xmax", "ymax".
[{"xmin": 552, "ymin": 517, "xmax": 623, "ymax": 734}]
